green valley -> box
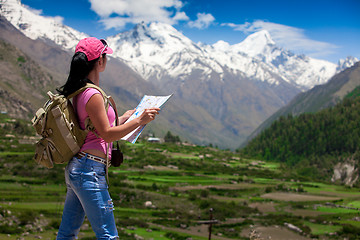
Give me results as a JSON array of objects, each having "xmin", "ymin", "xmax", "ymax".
[{"xmin": 1, "ymin": 113, "xmax": 360, "ymax": 240}]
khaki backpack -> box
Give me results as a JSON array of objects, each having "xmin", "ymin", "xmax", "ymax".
[{"xmin": 32, "ymin": 83, "xmax": 111, "ymax": 168}]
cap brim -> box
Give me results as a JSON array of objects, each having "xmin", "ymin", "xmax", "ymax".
[{"xmin": 104, "ymin": 47, "xmax": 113, "ymax": 55}]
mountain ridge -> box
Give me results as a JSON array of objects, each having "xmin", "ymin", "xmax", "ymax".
[
  {"xmin": 2, "ymin": 0, "xmax": 357, "ymax": 90},
  {"xmin": 0, "ymin": 0, "xmax": 88, "ymax": 49},
  {"xmin": 108, "ymin": 21, "xmax": 353, "ymax": 90}
]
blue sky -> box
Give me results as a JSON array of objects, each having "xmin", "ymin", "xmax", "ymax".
[{"xmin": 21, "ymin": 0, "xmax": 360, "ymax": 63}]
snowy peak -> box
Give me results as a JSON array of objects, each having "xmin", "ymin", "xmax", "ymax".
[
  {"xmin": 107, "ymin": 22, "xmax": 210, "ymax": 80},
  {"xmin": 109, "ymin": 22, "xmax": 195, "ymax": 51},
  {"xmin": 337, "ymin": 56, "xmax": 359, "ymax": 71},
  {"xmin": 0, "ymin": 0, "xmax": 88, "ymax": 50},
  {"xmin": 122, "ymin": 22, "xmax": 167, "ymax": 44},
  {"xmin": 212, "ymin": 40, "xmax": 231, "ymax": 52},
  {"xmin": 243, "ymin": 30, "xmax": 275, "ymax": 46},
  {"xmin": 232, "ymin": 30, "xmax": 275, "ymax": 57}
]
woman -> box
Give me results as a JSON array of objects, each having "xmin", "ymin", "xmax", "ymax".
[{"xmin": 56, "ymin": 37, "xmax": 159, "ymax": 240}]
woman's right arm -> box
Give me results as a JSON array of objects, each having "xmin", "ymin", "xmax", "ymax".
[{"xmin": 85, "ymin": 93, "xmax": 160, "ymax": 143}]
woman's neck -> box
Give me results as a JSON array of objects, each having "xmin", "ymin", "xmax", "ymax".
[{"xmin": 87, "ymin": 70, "xmax": 100, "ymax": 86}]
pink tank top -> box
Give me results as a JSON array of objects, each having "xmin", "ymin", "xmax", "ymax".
[{"xmin": 74, "ymin": 88, "xmax": 116, "ymax": 158}]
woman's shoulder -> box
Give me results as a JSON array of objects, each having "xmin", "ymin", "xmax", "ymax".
[
  {"xmin": 77, "ymin": 87, "xmax": 102, "ymax": 104},
  {"xmin": 83, "ymin": 87, "xmax": 101, "ymax": 95}
]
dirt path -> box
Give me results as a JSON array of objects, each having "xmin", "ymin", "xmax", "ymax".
[
  {"xmin": 285, "ymin": 208, "xmax": 332, "ymax": 217},
  {"xmin": 261, "ymin": 192, "xmax": 341, "ymax": 202},
  {"xmin": 171, "ymin": 183, "xmax": 262, "ymax": 191},
  {"xmin": 149, "ymin": 223, "xmax": 235, "ymax": 240},
  {"xmin": 211, "ymin": 195, "xmax": 247, "ymax": 203},
  {"xmin": 241, "ymin": 225, "xmax": 311, "ymax": 240},
  {"xmin": 249, "ymin": 202, "xmax": 277, "ymax": 213}
]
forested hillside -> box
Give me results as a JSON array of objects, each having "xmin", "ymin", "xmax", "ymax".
[
  {"xmin": 240, "ymin": 89, "xmax": 360, "ymax": 180},
  {"xmin": 244, "ymin": 62, "xmax": 360, "ymax": 146}
]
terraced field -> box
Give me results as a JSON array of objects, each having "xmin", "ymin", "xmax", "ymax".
[{"xmin": 1, "ymin": 116, "xmax": 360, "ymax": 239}]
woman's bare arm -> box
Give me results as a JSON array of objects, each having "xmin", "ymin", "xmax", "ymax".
[{"xmin": 85, "ymin": 93, "xmax": 159, "ymax": 143}]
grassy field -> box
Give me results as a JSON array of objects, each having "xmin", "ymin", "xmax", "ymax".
[{"xmin": 1, "ymin": 115, "xmax": 360, "ymax": 239}]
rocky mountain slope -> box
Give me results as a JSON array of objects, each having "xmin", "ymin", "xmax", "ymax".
[{"xmin": 0, "ymin": 39, "xmax": 54, "ymax": 119}]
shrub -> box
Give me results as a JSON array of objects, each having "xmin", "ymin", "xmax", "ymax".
[
  {"xmin": 341, "ymin": 224, "xmax": 360, "ymax": 235},
  {"xmin": 199, "ymin": 200, "xmax": 210, "ymax": 209},
  {"xmin": 200, "ymin": 189, "xmax": 209, "ymax": 198},
  {"xmin": 265, "ymin": 186, "xmax": 273, "ymax": 193},
  {"xmin": 164, "ymin": 232, "xmax": 190, "ymax": 240},
  {"xmin": 188, "ymin": 192, "xmax": 197, "ymax": 201},
  {"xmin": 116, "ymin": 217, "xmax": 149, "ymax": 228},
  {"xmin": 0, "ymin": 224, "xmax": 22, "ymax": 234},
  {"xmin": 152, "ymin": 183, "xmax": 159, "ymax": 191},
  {"xmin": 18, "ymin": 210, "xmax": 37, "ymax": 225},
  {"xmin": 17, "ymin": 56, "xmax": 26, "ymax": 63},
  {"xmin": 47, "ymin": 219, "xmax": 61, "ymax": 229}
]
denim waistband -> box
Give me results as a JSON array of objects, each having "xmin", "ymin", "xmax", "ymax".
[
  {"xmin": 77, "ymin": 151, "xmax": 107, "ymax": 165},
  {"xmin": 71, "ymin": 153, "xmax": 107, "ymax": 169}
]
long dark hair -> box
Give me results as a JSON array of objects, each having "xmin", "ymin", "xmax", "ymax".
[{"xmin": 57, "ymin": 52, "xmax": 99, "ymax": 97}]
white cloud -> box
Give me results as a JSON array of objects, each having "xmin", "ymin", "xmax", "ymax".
[
  {"xmin": 52, "ymin": 16, "xmax": 65, "ymax": 24},
  {"xmin": 23, "ymin": 4, "xmax": 43, "ymax": 15},
  {"xmin": 188, "ymin": 13, "xmax": 215, "ymax": 29},
  {"xmin": 223, "ymin": 20, "xmax": 339, "ymax": 58},
  {"xmin": 23, "ymin": 4, "xmax": 64, "ymax": 24},
  {"xmin": 88, "ymin": 0, "xmax": 189, "ymax": 29},
  {"xmin": 173, "ymin": 12, "xmax": 189, "ymax": 21}
]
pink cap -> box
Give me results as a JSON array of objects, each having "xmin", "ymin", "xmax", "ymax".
[{"xmin": 75, "ymin": 37, "xmax": 113, "ymax": 61}]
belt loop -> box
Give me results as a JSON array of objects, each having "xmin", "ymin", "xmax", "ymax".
[{"xmin": 77, "ymin": 152, "xmax": 107, "ymax": 165}]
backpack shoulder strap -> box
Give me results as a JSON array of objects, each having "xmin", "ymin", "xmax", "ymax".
[
  {"xmin": 67, "ymin": 83, "xmax": 110, "ymax": 109},
  {"xmin": 84, "ymin": 83, "xmax": 107, "ymax": 98},
  {"xmin": 67, "ymin": 83, "xmax": 107, "ymax": 99},
  {"xmin": 82, "ymin": 84, "xmax": 119, "ymax": 119},
  {"xmin": 70, "ymin": 83, "xmax": 119, "ymax": 134}
]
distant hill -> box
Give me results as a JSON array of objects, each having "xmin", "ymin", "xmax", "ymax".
[{"xmin": 243, "ymin": 62, "xmax": 360, "ymax": 146}]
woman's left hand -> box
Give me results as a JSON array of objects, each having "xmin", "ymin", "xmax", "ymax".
[{"xmin": 119, "ymin": 109, "xmax": 136, "ymax": 124}]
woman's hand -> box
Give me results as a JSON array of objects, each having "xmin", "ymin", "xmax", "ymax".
[
  {"xmin": 138, "ymin": 108, "xmax": 160, "ymax": 125},
  {"xmin": 86, "ymin": 94, "xmax": 160, "ymax": 142},
  {"xmin": 119, "ymin": 109, "xmax": 136, "ymax": 124}
]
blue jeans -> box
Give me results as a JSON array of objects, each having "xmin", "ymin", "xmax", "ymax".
[{"xmin": 57, "ymin": 154, "xmax": 119, "ymax": 240}]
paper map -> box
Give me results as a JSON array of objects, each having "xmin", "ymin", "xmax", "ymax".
[{"xmin": 121, "ymin": 94, "xmax": 173, "ymax": 143}]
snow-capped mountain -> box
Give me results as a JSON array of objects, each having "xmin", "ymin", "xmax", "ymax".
[
  {"xmin": 337, "ymin": 56, "xmax": 359, "ymax": 71},
  {"xmin": 108, "ymin": 22, "xmax": 285, "ymax": 87},
  {"xmin": 220, "ymin": 30, "xmax": 340, "ymax": 89},
  {"xmin": 107, "ymin": 22, "xmax": 215, "ymax": 82},
  {"xmin": 109, "ymin": 23, "xmax": 355, "ymax": 91},
  {"xmin": 1, "ymin": 0, "xmax": 358, "ymax": 91},
  {"xmin": 0, "ymin": 0, "xmax": 88, "ymax": 49}
]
